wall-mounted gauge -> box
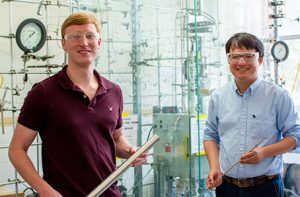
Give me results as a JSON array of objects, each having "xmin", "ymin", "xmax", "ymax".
[
  {"xmin": 15, "ymin": 18, "xmax": 47, "ymax": 53},
  {"xmin": 271, "ymin": 40, "xmax": 289, "ymax": 63}
]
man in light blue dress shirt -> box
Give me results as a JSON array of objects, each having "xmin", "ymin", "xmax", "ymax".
[{"xmin": 203, "ymin": 32, "xmax": 300, "ymax": 197}]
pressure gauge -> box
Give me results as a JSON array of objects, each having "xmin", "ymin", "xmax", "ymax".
[
  {"xmin": 16, "ymin": 18, "xmax": 47, "ymax": 53},
  {"xmin": 271, "ymin": 40, "xmax": 289, "ymax": 62}
]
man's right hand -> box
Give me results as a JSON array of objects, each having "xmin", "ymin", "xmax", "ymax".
[{"xmin": 206, "ymin": 170, "xmax": 223, "ymax": 189}]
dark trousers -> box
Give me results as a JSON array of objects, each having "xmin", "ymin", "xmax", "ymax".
[{"xmin": 216, "ymin": 175, "xmax": 284, "ymax": 197}]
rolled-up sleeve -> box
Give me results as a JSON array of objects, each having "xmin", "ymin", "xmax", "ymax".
[
  {"xmin": 278, "ymin": 91, "xmax": 300, "ymax": 149},
  {"xmin": 203, "ymin": 92, "xmax": 220, "ymax": 144}
]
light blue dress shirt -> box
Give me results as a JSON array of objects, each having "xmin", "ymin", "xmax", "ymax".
[{"xmin": 203, "ymin": 78, "xmax": 300, "ymax": 179}]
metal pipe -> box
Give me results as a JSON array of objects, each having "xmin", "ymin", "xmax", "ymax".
[
  {"xmin": 272, "ymin": 0, "xmax": 280, "ymax": 84},
  {"xmin": 143, "ymin": 57, "xmax": 186, "ymax": 61},
  {"xmin": 136, "ymin": 34, "xmax": 187, "ymax": 40},
  {"xmin": 1, "ymin": 110, "xmax": 4, "ymax": 134},
  {"xmin": 45, "ymin": 2, "xmax": 50, "ymax": 72},
  {"xmin": 155, "ymin": 0, "xmax": 161, "ymax": 109},
  {"xmin": 130, "ymin": 0, "xmax": 143, "ymax": 196},
  {"xmin": 193, "ymin": 0, "xmax": 202, "ymax": 193},
  {"xmin": 0, "ymin": 179, "xmax": 25, "ymax": 187},
  {"xmin": 2, "ymin": 0, "xmax": 68, "ymax": 7},
  {"xmin": 0, "ymin": 71, "xmax": 59, "ymax": 74},
  {"xmin": 6, "ymin": 69, "xmax": 129, "ymax": 75},
  {"xmin": 0, "ymin": 88, "xmax": 8, "ymax": 134},
  {"xmin": 179, "ymin": 1, "xmax": 187, "ymax": 113},
  {"xmin": 140, "ymin": 93, "xmax": 186, "ymax": 97},
  {"xmin": 0, "ymin": 34, "xmax": 14, "ymax": 38},
  {"xmin": 105, "ymin": 2, "xmax": 112, "ymax": 79},
  {"xmin": 0, "ymin": 108, "xmax": 21, "ymax": 112},
  {"xmin": 2, "ymin": 0, "xmax": 136, "ymax": 14},
  {"xmin": 0, "ymin": 142, "xmax": 41, "ymax": 150},
  {"xmin": 7, "ymin": 1, "xmax": 19, "ymax": 195},
  {"xmin": 87, "ymin": 135, "xmax": 160, "ymax": 197},
  {"xmin": 142, "ymin": 4, "xmax": 183, "ymax": 12}
]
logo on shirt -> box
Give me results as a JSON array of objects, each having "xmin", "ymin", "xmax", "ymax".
[{"xmin": 107, "ymin": 106, "xmax": 113, "ymax": 112}]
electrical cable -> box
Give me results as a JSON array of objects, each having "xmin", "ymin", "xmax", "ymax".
[
  {"xmin": 21, "ymin": 181, "xmax": 39, "ymax": 197},
  {"xmin": 126, "ymin": 165, "xmax": 153, "ymax": 194},
  {"xmin": 146, "ymin": 126, "xmax": 154, "ymax": 141},
  {"xmin": 23, "ymin": 187, "xmax": 39, "ymax": 197}
]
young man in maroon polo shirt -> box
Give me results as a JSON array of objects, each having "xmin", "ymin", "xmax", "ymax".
[{"xmin": 8, "ymin": 12, "xmax": 146, "ymax": 197}]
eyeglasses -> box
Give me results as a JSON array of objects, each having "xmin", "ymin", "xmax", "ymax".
[
  {"xmin": 64, "ymin": 31, "xmax": 100, "ymax": 41},
  {"xmin": 227, "ymin": 52, "xmax": 259, "ymax": 63}
]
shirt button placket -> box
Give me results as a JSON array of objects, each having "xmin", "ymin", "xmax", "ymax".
[{"xmin": 238, "ymin": 97, "xmax": 248, "ymax": 169}]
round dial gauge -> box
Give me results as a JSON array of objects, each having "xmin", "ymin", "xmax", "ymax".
[
  {"xmin": 271, "ymin": 40, "xmax": 289, "ymax": 62},
  {"xmin": 16, "ymin": 18, "xmax": 47, "ymax": 53}
]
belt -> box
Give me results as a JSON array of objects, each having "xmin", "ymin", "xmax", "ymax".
[{"xmin": 222, "ymin": 174, "xmax": 278, "ymax": 188}]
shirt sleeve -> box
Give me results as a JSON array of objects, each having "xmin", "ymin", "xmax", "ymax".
[
  {"xmin": 18, "ymin": 83, "xmax": 46, "ymax": 131},
  {"xmin": 203, "ymin": 92, "xmax": 220, "ymax": 144},
  {"xmin": 277, "ymin": 90, "xmax": 300, "ymax": 149},
  {"xmin": 115, "ymin": 85, "xmax": 123, "ymax": 130}
]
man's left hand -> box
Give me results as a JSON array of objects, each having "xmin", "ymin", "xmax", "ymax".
[
  {"xmin": 129, "ymin": 147, "xmax": 149, "ymax": 166},
  {"xmin": 240, "ymin": 147, "xmax": 265, "ymax": 164}
]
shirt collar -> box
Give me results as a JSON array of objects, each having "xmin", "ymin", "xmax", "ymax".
[
  {"xmin": 58, "ymin": 65, "xmax": 112, "ymax": 91},
  {"xmin": 249, "ymin": 78, "xmax": 262, "ymax": 94},
  {"xmin": 232, "ymin": 78, "xmax": 262, "ymax": 95}
]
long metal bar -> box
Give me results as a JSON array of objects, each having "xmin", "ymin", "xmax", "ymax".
[
  {"xmin": 180, "ymin": 1, "xmax": 186, "ymax": 113},
  {"xmin": 7, "ymin": 0, "xmax": 19, "ymax": 195},
  {"xmin": 155, "ymin": 0, "xmax": 161, "ymax": 110},
  {"xmin": 0, "ymin": 142, "xmax": 41, "ymax": 150},
  {"xmin": 0, "ymin": 88, "xmax": 7, "ymax": 134},
  {"xmin": 0, "ymin": 72, "xmax": 58, "ymax": 75},
  {"xmin": 45, "ymin": 1, "xmax": 50, "ymax": 75},
  {"xmin": 193, "ymin": 0, "xmax": 202, "ymax": 194},
  {"xmin": 212, "ymin": 136, "xmax": 268, "ymax": 186},
  {"xmin": 0, "ymin": 179, "xmax": 25, "ymax": 187},
  {"xmin": 131, "ymin": 0, "xmax": 143, "ymax": 196},
  {"xmin": 1, "ymin": 110, "xmax": 4, "ymax": 134},
  {"xmin": 87, "ymin": 134, "xmax": 160, "ymax": 197},
  {"xmin": 0, "ymin": 108, "xmax": 21, "ymax": 112},
  {"xmin": 0, "ymin": 35, "xmax": 134, "ymax": 44},
  {"xmin": 0, "ymin": 69, "xmax": 157, "ymax": 75},
  {"xmin": 273, "ymin": 0, "xmax": 279, "ymax": 84}
]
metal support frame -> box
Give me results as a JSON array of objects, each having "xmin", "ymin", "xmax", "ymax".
[
  {"xmin": 131, "ymin": 0, "xmax": 143, "ymax": 196},
  {"xmin": 0, "ymin": 0, "xmax": 59, "ymax": 194},
  {"xmin": 270, "ymin": 0, "xmax": 285, "ymax": 84}
]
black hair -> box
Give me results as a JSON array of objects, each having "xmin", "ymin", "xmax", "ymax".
[{"xmin": 225, "ymin": 32, "xmax": 264, "ymax": 57}]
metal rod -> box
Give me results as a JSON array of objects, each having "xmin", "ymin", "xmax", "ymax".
[
  {"xmin": 87, "ymin": 134, "xmax": 160, "ymax": 197},
  {"xmin": 0, "ymin": 179, "xmax": 25, "ymax": 187},
  {"xmin": 0, "ymin": 88, "xmax": 8, "ymax": 134},
  {"xmin": 142, "ymin": 4, "xmax": 183, "ymax": 12},
  {"xmin": 131, "ymin": 0, "xmax": 143, "ymax": 195},
  {"xmin": 212, "ymin": 136, "xmax": 268, "ymax": 186},
  {"xmin": 7, "ymin": 1, "xmax": 19, "ymax": 195},
  {"xmin": 0, "ymin": 108, "xmax": 21, "ymax": 112},
  {"xmin": 0, "ymin": 34, "xmax": 14, "ymax": 38},
  {"xmin": 1, "ymin": 110, "xmax": 4, "ymax": 134},
  {"xmin": 0, "ymin": 71, "xmax": 58, "ymax": 75},
  {"xmin": 0, "ymin": 142, "xmax": 41, "ymax": 150}
]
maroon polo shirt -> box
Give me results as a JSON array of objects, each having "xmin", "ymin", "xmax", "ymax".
[{"xmin": 18, "ymin": 66, "xmax": 123, "ymax": 197}]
